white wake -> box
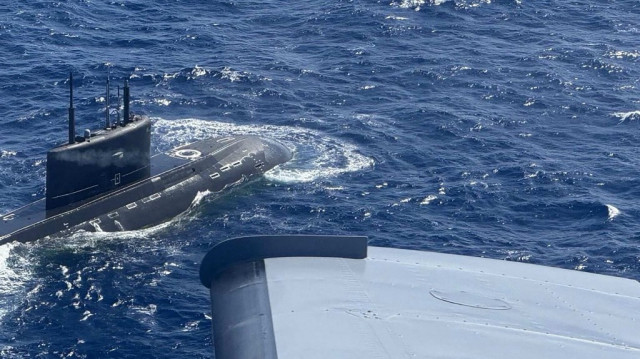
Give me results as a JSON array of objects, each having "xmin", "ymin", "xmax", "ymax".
[{"xmin": 152, "ymin": 118, "xmax": 374, "ymax": 183}]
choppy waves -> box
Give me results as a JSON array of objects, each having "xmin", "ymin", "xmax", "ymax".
[{"xmin": 1, "ymin": 0, "xmax": 640, "ymax": 356}]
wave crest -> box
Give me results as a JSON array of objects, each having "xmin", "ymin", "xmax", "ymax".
[{"xmin": 613, "ymin": 110, "xmax": 640, "ymax": 123}]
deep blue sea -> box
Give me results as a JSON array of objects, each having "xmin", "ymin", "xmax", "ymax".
[{"xmin": 1, "ymin": 0, "xmax": 639, "ymax": 357}]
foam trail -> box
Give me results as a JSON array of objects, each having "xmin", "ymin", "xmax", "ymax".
[
  {"xmin": 606, "ymin": 204, "xmax": 620, "ymax": 221},
  {"xmin": 0, "ymin": 243, "xmax": 30, "ymax": 320},
  {"xmin": 152, "ymin": 118, "xmax": 374, "ymax": 183},
  {"xmin": 0, "ymin": 191, "xmax": 216, "ymax": 325},
  {"xmin": 59, "ymin": 189, "xmax": 221, "ymax": 248},
  {"xmin": 91, "ymin": 216, "xmax": 172, "ymax": 240}
]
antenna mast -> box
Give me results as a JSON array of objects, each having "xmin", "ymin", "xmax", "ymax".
[
  {"xmin": 68, "ymin": 73, "xmax": 75, "ymax": 144},
  {"xmin": 117, "ymin": 85, "xmax": 121, "ymax": 125},
  {"xmin": 123, "ymin": 79, "xmax": 130, "ymax": 124},
  {"xmin": 105, "ymin": 75, "xmax": 111, "ymax": 129}
]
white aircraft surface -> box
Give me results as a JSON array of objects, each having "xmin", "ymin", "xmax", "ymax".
[{"xmin": 200, "ymin": 235, "xmax": 640, "ymax": 359}]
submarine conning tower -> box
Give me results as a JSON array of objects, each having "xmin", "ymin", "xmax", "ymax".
[{"xmin": 45, "ymin": 75, "xmax": 151, "ymax": 211}]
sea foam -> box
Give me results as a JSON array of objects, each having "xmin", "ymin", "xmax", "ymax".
[
  {"xmin": 0, "ymin": 243, "xmax": 31, "ymax": 320},
  {"xmin": 152, "ymin": 118, "xmax": 374, "ymax": 183},
  {"xmin": 612, "ymin": 110, "xmax": 640, "ymax": 123}
]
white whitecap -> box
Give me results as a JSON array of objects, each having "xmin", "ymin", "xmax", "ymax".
[
  {"xmin": 606, "ymin": 204, "xmax": 620, "ymax": 221},
  {"xmin": 1, "ymin": 150, "xmax": 17, "ymax": 158},
  {"xmin": 151, "ymin": 118, "xmax": 374, "ymax": 184},
  {"xmin": 138, "ymin": 304, "xmax": 157, "ymax": 315},
  {"xmin": 420, "ymin": 195, "xmax": 438, "ymax": 205},
  {"xmin": 392, "ymin": 0, "xmax": 491, "ymax": 10},
  {"xmin": 324, "ymin": 186, "xmax": 344, "ymax": 191},
  {"xmin": 153, "ymin": 98, "xmax": 172, "ymax": 106},
  {"xmin": 613, "ymin": 110, "xmax": 640, "ymax": 123},
  {"xmin": 219, "ymin": 66, "xmax": 243, "ymax": 82},
  {"xmin": 385, "ymin": 15, "xmax": 408, "ymax": 20},
  {"xmin": 606, "ymin": 50, "xmax": 640, "ymax": 59},
  {"xmin": 190, "ymin": 65, "xmax": 208, "ymax": 79}
]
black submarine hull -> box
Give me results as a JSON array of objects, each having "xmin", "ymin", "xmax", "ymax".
[{"xmin": 0, "ymin": 135, "xmax": 292, "ymax": 245}]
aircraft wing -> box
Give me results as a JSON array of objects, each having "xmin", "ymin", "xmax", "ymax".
[{"xmin": 200, "ymin": 235, "xmax": 640, "ymax": 359}]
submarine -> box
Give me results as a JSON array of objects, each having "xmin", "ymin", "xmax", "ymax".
[{"xmin": 0, "ymin": 74, "xmax": 292, "ymax": 245}]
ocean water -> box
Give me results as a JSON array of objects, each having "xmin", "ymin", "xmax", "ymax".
[{"xmin": 1, "ymin": 0, "xmax": 639, "ymax": 357}]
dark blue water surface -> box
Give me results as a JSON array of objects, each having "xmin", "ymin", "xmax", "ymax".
[{"xmin": 1, "ymin": 0, "xmax": 640, "ymax": 357}]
